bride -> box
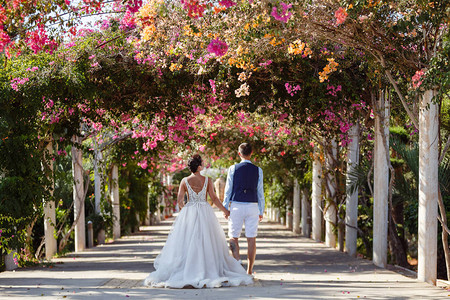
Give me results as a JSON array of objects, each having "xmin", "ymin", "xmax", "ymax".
[{"xmin": 144, "ymin": 154, "xmax": 253, "ymax": 288}]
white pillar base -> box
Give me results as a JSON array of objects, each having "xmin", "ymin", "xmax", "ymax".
[
  {"xmin": 5, "ymin": 250, "xmax": 18, "ymax": 270},
  {"xmin": 312, "ymin": 145, "xmax": 323, "ymax": 242}
]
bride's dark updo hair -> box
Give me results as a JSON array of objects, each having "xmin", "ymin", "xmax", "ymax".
[{"xmin": 188, "ymin": 154, "xmax": 202, "ymax": 173}]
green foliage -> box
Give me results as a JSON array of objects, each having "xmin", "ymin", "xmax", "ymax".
[
  {"xmin": 119, "ymin": 163, "xmax": 152, "ymax": 234},
  {"xmin": 264, "ymin": 176, "xmax": 291, "ymax": 217},
  {"xmin": 148, "ymin": 179, "xmax": 164, "ymax": 215},
  {"xmin": 390, "ymin": 126, "xmax": 409, "ymax": 144},
  {"xmin": 0, "ymin": 216, "xmax": 28, "ymax": 256}
]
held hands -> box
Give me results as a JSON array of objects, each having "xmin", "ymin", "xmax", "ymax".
[
  {"xmin": 223, "ymin": 209, "xmax": 230, "ymax": 219},
  {"xmin": 259, "ymin": 215, "xmax": 263, "ymax": 222}
]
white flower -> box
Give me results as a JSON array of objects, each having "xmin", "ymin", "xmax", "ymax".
[
  {"xmin": 238, "ymin": 72, "xmax": 252, "ymax": 82},
  {"xmin": 235, "ymin": 83, "xmax": 250, "ymax": 98},
  {"xmin": 198, "ymin": 66, "xmax": 206, "ymax": 75}
]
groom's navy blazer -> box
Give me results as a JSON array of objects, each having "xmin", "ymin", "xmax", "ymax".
[{"xmin": 223, "ymin": 159, "xmax": 265, "ymax": 216}]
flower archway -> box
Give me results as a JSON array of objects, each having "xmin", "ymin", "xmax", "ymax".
[{"xmin": 0, "ymin": 0, "xmax": 449, "ymax": 285}]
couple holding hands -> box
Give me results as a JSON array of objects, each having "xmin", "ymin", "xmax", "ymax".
[{"xmin": 144, "ymin": 143, "xmax": 265, "ymax": 288}]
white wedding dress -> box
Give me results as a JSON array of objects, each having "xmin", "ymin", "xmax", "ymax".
[{"xmin": 144, "ymin": 177, "xmax": 253, "ymax": 288}]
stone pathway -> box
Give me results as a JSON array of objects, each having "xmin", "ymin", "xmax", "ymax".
[{"xmin": 1, "ymin": 211, "xmax": 449, "ymax": 299}]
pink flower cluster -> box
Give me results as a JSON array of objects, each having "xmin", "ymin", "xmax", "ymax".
[
  {"xmin": 120, "ymin": 10, "xmax": 137, "ymax": 30},
  {"xmin": 193, "ymin": 105, "xmax": 206, "ymax": 114},
  {"xmin": 209, "ymin": 79, "xmax": 216, "ymax": 94},
  {"xmin": 271, "ymin": 3, "xmax": 293, "ymax": 23},
  {"xmin": 197, "ymin": 55, "xmax": 212, "ymax": 65},
  {"xmin": 219, "ymin": 0, "xmax": 236, "ymax": 8},
  {"xmin": 0, "ymin": 26, "xmax": 11, "ymax": 50},
  {"xmin": 10, "ymin": 77, "xmax": 29, "ymax": 91},
  {"xmin": 138, "ymin": 158, "xmax": 148, "ymax": 169},
  {"xmin": 207, "ymin": 38, "xmax": 228, "ymax": 57},
  {"xmin": 181, "ymin": 0, "xmax": 206, "ymax": 18},
  {"xmin": 126, "ymin": 0, "xmax": 143, "ymax": 13},
  {"xmin": 335, "ymin": 7, "xmax": 348, "ymax": 26},
  {"xmin": 285, "ymin": 83, "xmax": 301, "ymax": 96},
  {"xmin": 412, "ymin": 69, "xmax": 425, "ymax": 89},
  {"xmin": 259, "ymin": 60, "xmax": 272, "ymax": 67},
  {"xmin": 135, "ymin": 53, "xmax": 156, "ymax": 65},
  {"xmin": 326, "ymin": 85, "xmax": 342, "ymax": 97},
  {"xmin": 26, "ymin": 26, "xmax": 58, "ymax": 54}
]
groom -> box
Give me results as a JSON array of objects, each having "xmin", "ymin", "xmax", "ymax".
[{"xmin": 223, "ymin": 142, "xmax": 265, "ymax": 275}]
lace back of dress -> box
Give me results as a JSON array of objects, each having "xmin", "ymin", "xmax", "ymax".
[{"xmin": 185, "ymin": 177, "xmax": 208, "ymax": 203}]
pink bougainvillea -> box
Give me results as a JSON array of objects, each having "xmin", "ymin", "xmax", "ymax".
[
  {"xmin": 120, "ymin": 10, "xmax": 137, "ymax": 30},
  {"xmin": 207, "ymin": 38, "xmax": 228, "ymax": 57},
  {"xmin": 181, "ymin": 0, "xmax": 206, "ymax": 18},
  {"xmin": 26, "ymin": 26, "xmax": 58, "ymax": 54},
  {"xmin": 138, "ymin": 158, "xmax": 148, "ymax": 169},
  {"xmin": 412, "ymin": 69, "xmax": 425, "ymax": 89},
  {"xmin": 271, "ymin": 3, "xmax": 292, "ymax": 23},
  {"xmin": 10, "ymin": 77, "xmax": 29, "ymax": 91},
  {"xmin": 0, "ymin": 26, "xmax": 10, "ymax": 50},
  {"xmin": 219, "ymin": 0, "xmax": 236, "ymax": 8},
  {"xmin": 285, "ymin": 83, "xmax": 301, "ymax": 96},
  {"xmin": 209, "ymin": 79, "xmax": 216, "ymax": 94},
  {"xmin": 335, "ymin": 7, "xmax": 348, "ymax": 25},
  {"xmin": 125, "ymin": 0, "xmax": 143, "ymax": 13}
]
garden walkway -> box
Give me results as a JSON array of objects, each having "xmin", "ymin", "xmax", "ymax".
[{"xmin": 1, "ymin": 211, "xmax": 449, "ymax": 299}]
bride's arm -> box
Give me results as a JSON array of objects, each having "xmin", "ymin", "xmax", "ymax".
[
  {"xmin": 207, "ymin": 179, "xmax": 229, "ymax": 216},
  {"xmin": 177, "ymin": 179, "xmax": 187, "ymax": 209}
]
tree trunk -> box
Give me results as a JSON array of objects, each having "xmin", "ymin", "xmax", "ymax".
[
  {"xmin": 345, "ymin": 123, "xmax": 360, "ymax": 257},
  {"xmin": 387, "ymin": 213, "xmax": 409, "ymax": 267},
  {"xmin": 312, "ymin": 145, "xmax": 323, "ymax": 242},
  {"xmin": 373, "ymin": 90, "xmax": 389, "ymax": 268},
  {"xmin": 418, "ymin": 89, "xmax": 439, "ymax": 285}
]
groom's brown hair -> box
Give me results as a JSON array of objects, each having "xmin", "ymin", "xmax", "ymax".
[{"xmin": 238, "ymin": 143, "xmax": 252, "ymax": 157}]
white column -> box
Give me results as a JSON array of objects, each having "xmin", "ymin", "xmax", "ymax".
[
  {"xmin": 94, "ymin": 148, "xmax": 105, "ymax": 244},
  {"xmin": 72, "ymin": 137, "xmax": 85, "ymax": 252},
  {"xmin": 325, "ymin": 139, "xmax": 337, "ymax": 248},
  {"xmin": 293, "ymin": 179, "xmax": 301, "ymax": 234},
  {"xmin": 94, "ymin": 148, "xmax": 103, "ymax": 215},
  {"xmin": 373, "ymin": 90, "xmax": 390, "ymax": 268},
  {"xmin": 345, "ymin": 123, "xmax": 360, "ymax": 257},
  {"xmin": 44, "ymin": 141, "xmax": 57, "ymax": 260},
  {"xmin": 312, "ymin": 145, "xmax": 323, "ymax": 242},
  {"xmin": 111, "ymin": 164, "xmax": 121, "ymax": 240},
  {"xmin": 418, "ymin": 89, "xmax": 439, "ymax": 285},
  {"xmin": 301, "ymin": 189, "xmax": 310, "ymax": 237}
]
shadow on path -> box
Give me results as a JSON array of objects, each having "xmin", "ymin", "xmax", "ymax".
[{"xmin": 0, "ymin": 211, "xmax": 448, "ymax": 299}]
